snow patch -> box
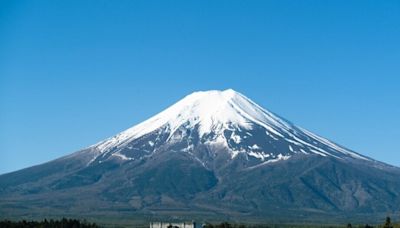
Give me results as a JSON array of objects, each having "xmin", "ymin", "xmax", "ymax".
[
  {"xmin": 231, "ymin": 134, "xmax": 242, "ymax": 144},
  {"xmin": 112, "ymin": 153, "xmax": 134, "ymax": 161},
  {"xmin": 248, "ymin": 151, "xmax": 270, "ymax": 161},
  {"xmin": 247, "ymin": 154, "xmax": 291, "ymax": 169},
  {"xmin": 249, "ymin": 144, "xmax": 260, "ymax": 150}
]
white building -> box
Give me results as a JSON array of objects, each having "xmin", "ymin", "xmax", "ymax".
[{"xmin": 149, "ymin": 222, "xmax": 199, "ymax": 228}]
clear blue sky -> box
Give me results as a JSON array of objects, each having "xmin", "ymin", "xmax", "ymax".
[{"xmin": 1, "ymin": 1, "xmax": 399, "ymax": 174}]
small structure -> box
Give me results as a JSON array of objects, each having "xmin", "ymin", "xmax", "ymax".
[{"xmin": 149, "ymin": 221, "xmax": 198, "ymax": 228}]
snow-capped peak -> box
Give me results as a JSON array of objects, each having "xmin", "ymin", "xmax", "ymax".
[
  {"xmin": 91, "ymin": 89, "xmax": 371, "ymax": 164},
  {"xmin": 94, "ymin": 89, "xmax": 288, "ymax": 151}
]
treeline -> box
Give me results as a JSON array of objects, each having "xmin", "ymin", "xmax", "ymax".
[
  {"xmin": 0, "ymin": 218, "xmax": 99, "ymax": 228},
  {"xmin": 202, "ymin": 223, "xmax": 400, "ymax": 228},
  {"xmin": 203, "ymin": 217, "xmax": 400, "ymax": 228},
  {"xmin": 0, "ymin": 217, "xmax": 399, "ymax": 228},
  {"xmin": 347, "ymin": 217, "xmax": 400, "ymax": 228},
  {"xmin": 203, "ymin": 224, "xmax": 335, "ymax": 228},
  {"xmin": 203, "ymin": 222, "xmax": 246, "ymax": 228},
  {"xmin": 203, "ymin": 222, "xmax": 339, "ymax": 228}
]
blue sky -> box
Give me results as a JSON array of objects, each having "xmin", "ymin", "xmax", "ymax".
[{"xmin": 1, "ymin": 1, "xmax": 399, "ymax": 174}]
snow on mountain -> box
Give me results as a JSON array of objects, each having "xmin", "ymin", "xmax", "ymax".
[{"xmin": 89, "ymin": 89, "xmax": 371, "ymax": 165}]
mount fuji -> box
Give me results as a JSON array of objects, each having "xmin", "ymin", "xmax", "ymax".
[{"xmin": 1, "ymin": 89, "xmax": 399, "ymax": 223}]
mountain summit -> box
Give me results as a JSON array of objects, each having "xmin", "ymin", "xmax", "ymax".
[
  {"xmin": 89, "ymin": 89, "xmax": 369, "ymax": 166},
  {"xmin": 1, "ymin": 89, "xmax": 399, "ymax": 224}
]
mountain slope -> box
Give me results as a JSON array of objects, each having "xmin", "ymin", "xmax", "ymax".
[{"xmin": 0, "ymin": 89, "xmax": 399, "ymax": 224}]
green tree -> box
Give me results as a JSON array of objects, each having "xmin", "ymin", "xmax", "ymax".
[
  {"xmin": 216, "ymin": 222, "xmax": 232, "ymax": 228},
  {"xmin": 384, "ymin": 217, "xmax": 394, "ymax": 228}
]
